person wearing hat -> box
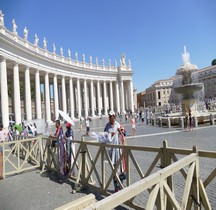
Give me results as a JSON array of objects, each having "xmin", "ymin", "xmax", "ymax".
[
  {"xmin": 64, "ymin": 122, "xmax": 76, "ymax": 176},
  {"xmin": 104, "ymin": 110, "xmax": 126, "ymax": 192}
]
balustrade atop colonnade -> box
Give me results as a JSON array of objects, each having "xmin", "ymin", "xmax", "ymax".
[{"xmin": 0, "ymin": 10, "xmax": 134, "ymax": 128}]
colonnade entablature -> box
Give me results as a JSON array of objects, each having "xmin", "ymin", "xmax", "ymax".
[{"xmin": 0, "ymin": 10, "xmax": 134, "ymax": 128}]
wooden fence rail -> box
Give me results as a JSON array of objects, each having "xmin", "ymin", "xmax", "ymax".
[{"xmin": 1, "ymin": 136, "xmax": 216, "ymax": 209}]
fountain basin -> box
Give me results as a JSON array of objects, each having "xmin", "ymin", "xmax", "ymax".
[{"xmin": 174, "ymin": 83, "xmax": 203, "ymax": 99}]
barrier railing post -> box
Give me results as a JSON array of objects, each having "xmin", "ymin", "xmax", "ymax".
[
  {"xmin": 81, "ymin": 136, "xmax": 87, "ymax": 186},
  {"xmin": 161, "ymin": 140, "xmax": 173, "ymax": 209}
]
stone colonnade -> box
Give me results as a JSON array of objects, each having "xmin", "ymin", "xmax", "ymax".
[{"xmin": 0, "ymin": 58, "xmax": 134, "ymax": 127}]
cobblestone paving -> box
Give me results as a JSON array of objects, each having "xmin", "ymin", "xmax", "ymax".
[{"xmin": 0, "ymin": 117, "xmax": 215, "ymax": 209}]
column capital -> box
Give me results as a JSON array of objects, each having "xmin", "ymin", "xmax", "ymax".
[{"xmin": 0, "ymin": 55, "xmax": 6, "ymax": 62}]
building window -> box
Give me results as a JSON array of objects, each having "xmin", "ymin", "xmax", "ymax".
[{"xmin": 158, "ymin": 91, "xmax": 161, "ymax": 99}]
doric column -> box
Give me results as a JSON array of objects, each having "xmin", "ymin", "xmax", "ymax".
[
  {"xmin": 0, "ymin": 58, "xmax": 9, "ymax": 128},
  {"xmin": 109, "ymin": 81, "xmax": 113, "ymax": 111},
  {"xmin": 120, "ymin": 80, "xmax": 125, "ymax": 113},
  {"xmin": 35, "ymin": 70, "xmax": 42, "ymax": 119},
  {"xmin": 84, "ymin": 79, "xmax": 88, "ymax": 117},
  {"xmin": 129, "ymin": 80, "xmax": 134, "ymax": 112},
  {"xmin": 103, "ymin": 81, "xmax": 108, "ymax": 115},
  {"xmin": 115, "ymin": 81, "xmax": 120, "ymax": 113},
  {"xmin": 97, "ymin": 80, "xmax": 101, "ymax": 115},
  {"xmin": 53, "ymin": 74, "xmax": 59, "ymax": 120},
  {"xmin": 76, "ymin": 78, "xmax": 81, "ymax": 117},
  {"xmin": 45, "ymin": 73, "xmax": 51, "ymax": 122},
  {"xmin": 13, "ymin": 63, "xmax": 21, "ymax": 124},
  {"xmin": 69, "ymin": 78, "xmax": 74, "ymax": 119},
  {"xmin": 25, "ymin": 67, "xmax": 32, "ymax": 120},
  {"xmin": 90, "ymin": 80, "xmax": 95, "ymax": 116},
  {"xmin": 61, "ymin": 76, "xmax": 67, "ymax": 113}
]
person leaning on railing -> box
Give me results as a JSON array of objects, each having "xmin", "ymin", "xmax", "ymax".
[{"xmin": 49, "ymin": 120, "xmax": 62, "ymax": 147}]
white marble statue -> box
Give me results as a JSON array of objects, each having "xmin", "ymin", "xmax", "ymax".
[
  {"xmin": 43, "ymin": 37, "xmax": 47, "ymax": 49},
  {"xmin": 102, "ymin": 58, "xmax": 105, "ymax": 66},
  {"xmin": 12, "ymin": 19, "xmax": 17, "ymax": 34},
  {"xmin": 96, "ymin": 57, "xmax": 98, "ymax": 66},
  {"xmin": 90, "ymin": 55, "xmax": 92, "ymax": 64},
  {"xmin": 182, "ymin": 46, "xmax": 190, "ymax": 65},
  {"xmin": 53, "ymin": 43, "xmax": 56, "ymax": 54},
  {"xmin": 68, "ymin": 49, "xmax": 71, "ymax": 58},
  {"xmin": 34, "ymin": 34, "xmax": 39, "ymax": 46},
  {"xmin": 115, "ymin": 60, "xmax": 117, "ymax": 67},
  {"xmin": 75, "ymin": 52, "xmax": 78, "ymax": 61},
  {"xmin": 120, "ymin": 53, "xmax": 126, "ymax": 66},
  {"xmin": 60, "ymin": 47, "xmax": 63, "ymax": 56},
  {"xmin": 23, "ymin": 27, "xmax": 28, "ymax": 40},
  {"xmin": 0, "ymin": 10, "xmax": 4, "ymax": 27},
  {"xmin": 109, "ymin": 59, "xmax": 111, "ymax": 66},
  {"xmin": 82, "ymin": 54, "xmax": 85, "ymax": 62}
]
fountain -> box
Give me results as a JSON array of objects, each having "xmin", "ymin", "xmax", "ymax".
[{"xmin": 174, "ymin": 46, "xmax": 204, "ymax": 116}]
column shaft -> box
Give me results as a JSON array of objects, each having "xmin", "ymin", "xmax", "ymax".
[
  {"xmin": 77, "ymin": 78, "xmax": 81, "ymax": 117},
  {"xmin": 109, "ymin": 81, "xmax": 113, "ymax": 111},
  {"xmin": 90, "ymin": 80, "xmax": 95, "ymax": 116},
  {"xmin": 45, "ymin": 73, "xmax": 51, "ymax": 122},
  {"xmin": 103, "ymin": 81, "xmax": 107, "ymax": 115},
  {"xmin": 25, "ymin": 67, "xmax": 32, "ymax": 120},
  {"xmin": 0, "ymin": 58, "xmax": 9, "ymax": 128},
  {"xmin": 35, "ymin": 70, "xmax": 42, "ymax": 119},
  {"xmin": 84, "ymin": 79, "xmax": 88, "ymax": 117},
  {"xmin": 13, "ymin": 64, "xmax": 21, "ymax": 123},
  {"xmin": 69, "ymin": 78, "xmax": 74, "ymax": 119},
  {"xmin": 129, "ymin": 80, "xmax": 134, "ymax": 112},
  {"xmin": 53, "ymin": 75, "xmax": 59, "ymax": 120},
  {"xmin": 115, "ymin": 81, "xmax": 120, "ymax": 113},
  {"xmin": 120, "ymin": 80, "xmax": 125, "ymax": 113},
  {"xmin": 62, "ymin": 76, "xmax": 67, "ymax": 113},
  {"xmin": 97, "ymin": 80, "xmax": 101, "ymax": 115}
]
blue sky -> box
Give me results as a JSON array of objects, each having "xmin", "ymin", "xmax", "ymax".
[{"xmin": 0, "ymin": 0, "xmax": 215, "ymax": 93}]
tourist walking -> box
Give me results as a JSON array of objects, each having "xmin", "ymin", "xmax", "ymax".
[
  {"xmin": 85, "ymin": 117, "xmax": 90, "ymax": 136},
  {"xmin": 131, "ymin": 116, "xmax": 136, "ymax": 136}
]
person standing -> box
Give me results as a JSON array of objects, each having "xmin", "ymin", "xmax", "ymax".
[
  {"xmin": 104, "ymin": 110, "xmax": 126, "ymax": 192},
  {"xmin": 184, "ymin": 109, "xmax": 189, "ymax": 130},
  {"xmin": 141, "ymin": 111, "xmax": 145, "ymax": 126},
  {"xmin": 49, "ymin": 120, "xmax": 65, "ymax": 175},
  {"xmin": 131, "ymin": 116, "xmax": 136, "ymax": 136},
  {"xmin": 0, "ymin": 124, "xmax": 8, "ymax": 179},
  {"xmin": 188, "ymin": 109, "xmax": 193, "ymax": 131},
  {"xmin": 78, "ymin": 117, "xmax": 83, "ymax": 135},
  {"xmin": 64, "ymin": 122, "xmax": 76, "ymax": 175}
]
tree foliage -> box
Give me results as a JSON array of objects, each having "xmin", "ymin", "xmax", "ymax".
[{"xmin": 211, "ymin": 59, "xmax": 216, "ymax": 66}]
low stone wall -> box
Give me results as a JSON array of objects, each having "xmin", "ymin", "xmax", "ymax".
[{"xmin": 153, "ymin": 113, "xmax": 216, "ymax": 128}]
